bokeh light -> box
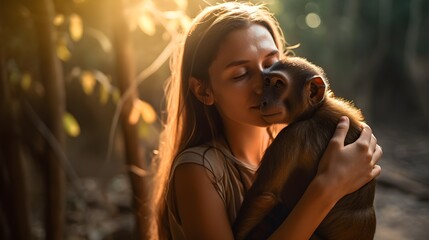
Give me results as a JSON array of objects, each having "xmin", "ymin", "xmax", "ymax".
[{"xmin": 305, "ymin": 12, "xmax": 321, "ymax": 28}]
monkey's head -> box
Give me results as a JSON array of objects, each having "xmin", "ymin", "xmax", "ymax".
[{"xmin": 261, "ymin": 57, "xmax": 329, "ymax": 124}]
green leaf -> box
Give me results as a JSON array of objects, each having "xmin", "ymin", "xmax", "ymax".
[
  {"xmin": 112, "ymin": 88, "xmax": 120, "ymax": 103},
  {"xmin": 56, "ymin": 37, "xmax": 71, "ymax": 61},
  {"xmin": 80, "ymin": 71, "xmax": 96, "ymax": 95},
  {"xmin": 99, "ymin": 84, "xmax": 109, "ymax": 105},
  {"xmin": 63, "ymin": 112, "xmax": 80, "ymax": 137},
  {"xmin": 174, "ymin": 0, "xmax": 187, "ymax": 10},
  {"xmin": 138, "ymin": 12, "xmax": 156, "ymax": 36},
  {"xmin": 139, "ymin": 100, "xmax": 157, "ymax": 123},
  {"xmin": 69, "ymin": 13, "xmax": 83, "ymax": 42},
  {"xmin": 138, "ymin": 121, "xmax": 149, "ymax": 138},
  {"xmin": 21, "ymin": 73, "xmax": 32, "ymax": 90},
  {"xmin": 53, "ymin": 14, "xmax": 64, "ymax": 26}
]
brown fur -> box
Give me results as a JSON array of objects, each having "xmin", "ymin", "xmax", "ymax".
[{"xmin": 233, "ymin": 57, "xmax": 376, "ymax": 240}]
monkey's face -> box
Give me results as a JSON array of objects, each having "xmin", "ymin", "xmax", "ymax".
[
  {"xmin": 260, "ymin": 66, "xmax": 296, "ymax": 124},
  {"xmin": 260, "ymin": 59, "xmax": 312, "ymax": 124},
  {"xmin": 261, "ymin": 58, "xmax": 327, "ymax": 124}
]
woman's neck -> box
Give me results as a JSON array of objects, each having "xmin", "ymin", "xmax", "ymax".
[{"xmin": 223, "ymin": 123, "xmax": 270, "ymax": 168}]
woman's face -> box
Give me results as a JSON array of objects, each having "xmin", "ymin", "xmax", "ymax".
[{"xmin": 208, "ymin": 24, "xmax": 279, "ymax": 127}]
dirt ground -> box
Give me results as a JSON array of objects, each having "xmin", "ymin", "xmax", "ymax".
[
  {"xmin": 373, "ymin": 124, "xmax": 429, "ymax": 240},
  {"xmin": 54, "ymin": 123, "xmax": 429, "ymax": 240},
  {"xmin": 375, "ymin": 185, "xmax": 429, "ymax": 240}
]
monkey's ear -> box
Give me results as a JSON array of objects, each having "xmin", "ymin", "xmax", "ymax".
[
  {"xmin": 307, "ymin": 76, "xmax": 326, "ymax": 105},
  {"xmin": 189, "ymin": 77, "xmax": 214, "ymax": 105}
]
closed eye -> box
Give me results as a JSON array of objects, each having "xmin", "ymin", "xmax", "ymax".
[{"xmin": 233, "ymin": 72, "xmax": 248, "ymax": 80}]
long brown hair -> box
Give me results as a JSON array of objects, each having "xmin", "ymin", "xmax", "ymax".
[{"xmin": 150, "ymin": 2, "xmax": 292, "ymax": 238}]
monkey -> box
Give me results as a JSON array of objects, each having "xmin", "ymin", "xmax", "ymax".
[{"xmin": 233, "ymin": 57, "xmax": 376, "ymax": 240}]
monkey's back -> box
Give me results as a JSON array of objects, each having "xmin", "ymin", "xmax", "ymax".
[
  {"xmin": 307, "ymin": 96, "xmax": 376, "ymax": 240},
  {"xmin": 235, "ymin": 94, "xmax": 376, "ymax": 240}
]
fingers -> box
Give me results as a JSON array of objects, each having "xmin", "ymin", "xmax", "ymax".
[
  {"xmin": 358, "ymin": 122, "xmax": 373, "ymax": 144},
  {"xmin": 365, "ymin": 133, "xmax": 377, "ymax": 162},
  {"xmin": 371, "ymin": 164, "xmax": 382, "ymax": 178},
  {"xmin": 369, "ymin": 134, "xmax": 377, "ymax": 154},
  {"xmin": 362, "ymin": 125, "xmax": 383, "ymax": 167},
  {"xmin": 369, "ymin": 143, "xmax": 383, "ymax": 180},
  {"xmin": 331, "ymin": 116, "xmax": 350, "ymax": 146},
  {"xmin": 371, "ymin": 144, "xmax": 383, "ymax": 166}
]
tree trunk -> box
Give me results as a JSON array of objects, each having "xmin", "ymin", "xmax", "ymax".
[
  {"xmin": 0, "ymin": 16, "xmax": 32, "ymax": 240},
  {"xmin": 27, "ymin": 0, "xmax": 66, "ymax": 239},
  {"xmin": 111, "ymin": 0, "xmax": 151, "ymax": 238},
  {"xmin": 405, "ymin": 0, "xmax": 429, "ymax": 122}
]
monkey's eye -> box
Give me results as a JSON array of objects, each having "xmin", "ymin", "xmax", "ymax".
[
  {"xmin": 274, "ymin": 79, "xmax": 285, "ymax": 88},
  {"xmin": 263, "ymin": 58, "xmax": 278, "ymax": 69},
  {"xmin": 262, "ymin": 52, "xmax": 280, "ymax": 68}
]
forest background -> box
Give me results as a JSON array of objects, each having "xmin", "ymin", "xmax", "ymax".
[{"xmin": 1, "ymin": 0, "xmax": 428, "ymax": 239}]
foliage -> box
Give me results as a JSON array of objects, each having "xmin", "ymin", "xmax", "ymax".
[
  {"xmin": 1, "ymin": 0, "xmax": 194, "ymax": 239},
  {"xmin": 274, "ymin": 0, "xmax": 429, "ymax": 124}
]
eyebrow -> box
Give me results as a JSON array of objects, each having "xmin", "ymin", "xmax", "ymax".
[{"xmin": 224, "ymin": 50, "xmax": 279, "ymax": 69}]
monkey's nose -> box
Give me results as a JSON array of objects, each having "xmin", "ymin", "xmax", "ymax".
[
  {"xmin": 264, "ymin": 77, "xmax": 271, "ymax": 86},
  {"xmin": 261, "ymin": 100, "xmax": 268, "ymax": 108}
]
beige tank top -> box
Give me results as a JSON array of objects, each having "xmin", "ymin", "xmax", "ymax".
[{"xmin": 165, "ymin": 141, "xmax": 257, "ymax": 239}]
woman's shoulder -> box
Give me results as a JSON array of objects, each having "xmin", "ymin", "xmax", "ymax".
[
  {"xmin": 176, "ymin": 143, "xmax": 230, "ymax": 162},
  {"xmin": 174, "ymin": 143, "xmax": 232, "ymax": 180}
]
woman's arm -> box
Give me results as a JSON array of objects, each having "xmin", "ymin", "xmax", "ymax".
[
  {"xmin": 269, "ymin": 116, "xmax": 382, "ymax": 240},
  {"xmin": 174, "ymin": 163, "xmax": 235, "ymax": 240},
  {"xmin": 175, "ymin": 117, "xmax": 382, "ymax": 240}
]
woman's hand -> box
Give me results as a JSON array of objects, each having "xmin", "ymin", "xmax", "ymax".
[{"xmin": 316, "ymin": 116, "xmax": 383, "ymax": 202}]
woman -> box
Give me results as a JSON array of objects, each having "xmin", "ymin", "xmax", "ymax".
[{"xmin": 150, "ymin": 2, "xmax": 382, "ymax": 239}]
